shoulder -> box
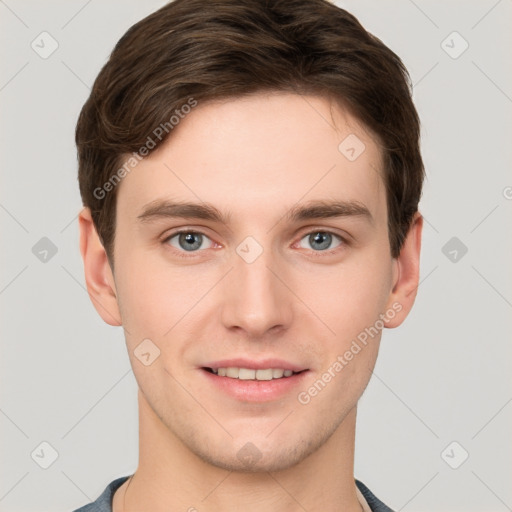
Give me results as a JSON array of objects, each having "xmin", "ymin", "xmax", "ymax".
[
  {"xmin": 70, "ymin": 476, "xmax": 131, "ymax": 512},
  {"xmin": 355, "ymin": 479, "xmax": 396, "ymax": 512}
]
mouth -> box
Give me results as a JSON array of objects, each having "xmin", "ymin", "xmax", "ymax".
[
  {"xmin": 199, "ymin": 361, "xmax": 309, "ymax": 402},
  {"xmin": 203, "ymin": 366, "xmax": 306, "ymax": 380}
]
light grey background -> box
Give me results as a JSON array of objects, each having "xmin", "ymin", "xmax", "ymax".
[{"xmin": 1, "ymin": 1, "xmax": 511, "ymax": 511}]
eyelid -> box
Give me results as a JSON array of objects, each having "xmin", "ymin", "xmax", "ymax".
[
  {"xmin": 161, "ymin": 226, "xmax": 350, "ymax": 257},
  {"xmin": 293, "ymin": 229, "xmax": 348, "ymax": 254},
  {"xmin": 164, "ymin": 228, "xmax": 214, "ymax": 241},
  {"xmin": 294, "ymin": 225, "xmax": 351, "ymax": 245}
]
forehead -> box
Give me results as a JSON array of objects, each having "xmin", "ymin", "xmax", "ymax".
[{"xmin": 116, "ymin": 92, "xmax": 386, "ymax": 227}]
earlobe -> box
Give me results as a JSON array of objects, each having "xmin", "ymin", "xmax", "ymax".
[
  {"xmin": 384, "ymin": 212, "xmax": 423, "ymax": 328},
  {"xmin": 78, "ymin": 207, "xmax": 122, "ymax": 326}
]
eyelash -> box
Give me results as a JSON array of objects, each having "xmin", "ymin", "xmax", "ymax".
[{"xmin": 162, "ymin": 228, "xmax": 349, "ymax": 259}]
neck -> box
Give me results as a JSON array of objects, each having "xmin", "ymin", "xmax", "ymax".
[{"xmin": 114, "ymin": 389, "xmax": 363, "ymax": 512}]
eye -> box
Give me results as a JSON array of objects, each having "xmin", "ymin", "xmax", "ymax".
[
  {"xmin": 297, "ymin": 231, "xmax": 344, "ymax": 252},
  {"xmin": 164, "ymin": 231, "xmax": 214, "ymax": 252}
]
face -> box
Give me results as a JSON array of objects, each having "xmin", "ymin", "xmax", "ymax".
[{"xmin": 94, "ymin": 93, "xmax": 406, "ymax": 472}]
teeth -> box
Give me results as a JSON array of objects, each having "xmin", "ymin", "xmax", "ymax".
[
  {"xmin": 211, "ymin": 367, "xmax": 297, "ymax": 380},
  {"xmin": 226, "ymin": 367, "xmax": 239, "ymax": 378},
  {"xmin": 256, "ymin": 369, "xmax": 273, "ymax": 381},
  {"xmin": 239, "ymin": 368, "xmax": 256, "ymax": 380},
  {"xmin": 272, "ymin": 369, "xmax": 284, "ymax": 378}
]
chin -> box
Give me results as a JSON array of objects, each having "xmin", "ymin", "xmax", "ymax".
[
  {"xmin": 182, "ymin": 420, "xmax": 338, "ymax": 474},
  {"xmin": 195, "ymin": 442, "xmax": 313, "ymax": 473}
]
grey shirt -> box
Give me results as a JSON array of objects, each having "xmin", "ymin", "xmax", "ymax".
[{"xmin": 72, "ymin": 476, "xmax": 395, "ymax": 511}]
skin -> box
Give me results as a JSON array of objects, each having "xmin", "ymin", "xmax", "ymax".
[{"xmin": 79, "ymin": 92, "xmax": 422, "ymax": 512}]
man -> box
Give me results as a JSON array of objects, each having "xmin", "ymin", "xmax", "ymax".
[{"xmin": 73, "ymin": 0, "xmax": 424, "ymax": 510}]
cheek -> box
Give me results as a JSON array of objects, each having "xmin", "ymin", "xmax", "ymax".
[
  {"xmin": 300, "ymin": 253, "xmax": 392, "ymax": 342},
  {"xmin": 115, "ymin": 253, "xmax": 218, "ymax": 346},
  {"xmin": 114, "ymin": 255, "xmax": 175, "ymax": 341}
]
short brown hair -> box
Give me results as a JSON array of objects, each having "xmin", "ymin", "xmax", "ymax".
[{"xmin": 76, "ymin": 0, "xmax": 424, "ymax": 267}]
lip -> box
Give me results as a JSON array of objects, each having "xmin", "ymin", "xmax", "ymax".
[
  {"xmin": 201, "ymin": 358, "xmax": 307, "ymax": 372},
  {"xmin": 199, "ymin": 358, "xmax": 310, "ymax": 402}
]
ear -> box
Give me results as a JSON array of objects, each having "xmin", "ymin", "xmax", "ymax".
[
  {"xmin": 384, "ymin": 211, "xmax": 423, "ymax": 328},
  {"xmin": 78, "ymin": 207, "xmax": 122, "ymax": 326}
]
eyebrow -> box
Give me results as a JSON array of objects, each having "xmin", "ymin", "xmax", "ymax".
[{"xmin": 137, "ymin": 198, "xmax": 373, "ymax": 225}]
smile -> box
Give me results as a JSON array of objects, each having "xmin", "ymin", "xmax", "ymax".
[{"xmin": 205, "ymin": 367, "xmax": 301, "ymax": 380}]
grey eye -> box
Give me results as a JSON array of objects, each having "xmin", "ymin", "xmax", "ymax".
[
  {"xmin": 167, "ymin": 232, "xmax": 213, "ymax": 252},
  {"xmin": 298, "ymin": 232, "xmax": 342, "ymax": 251}
]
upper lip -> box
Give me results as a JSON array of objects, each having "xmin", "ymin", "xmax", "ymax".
[{"xmin": 202, "ymin": 358, "xmax": 308, "ymax": 372}]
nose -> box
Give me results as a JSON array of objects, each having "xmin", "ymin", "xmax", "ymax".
[{"xmin": 220, "ymin": 243, "xmax": 293, "ymax": 339}]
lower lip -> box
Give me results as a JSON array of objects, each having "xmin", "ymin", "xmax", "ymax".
[{"xmin": 200, "ymin": 368, "xmax": 309, "ymax": 402}]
